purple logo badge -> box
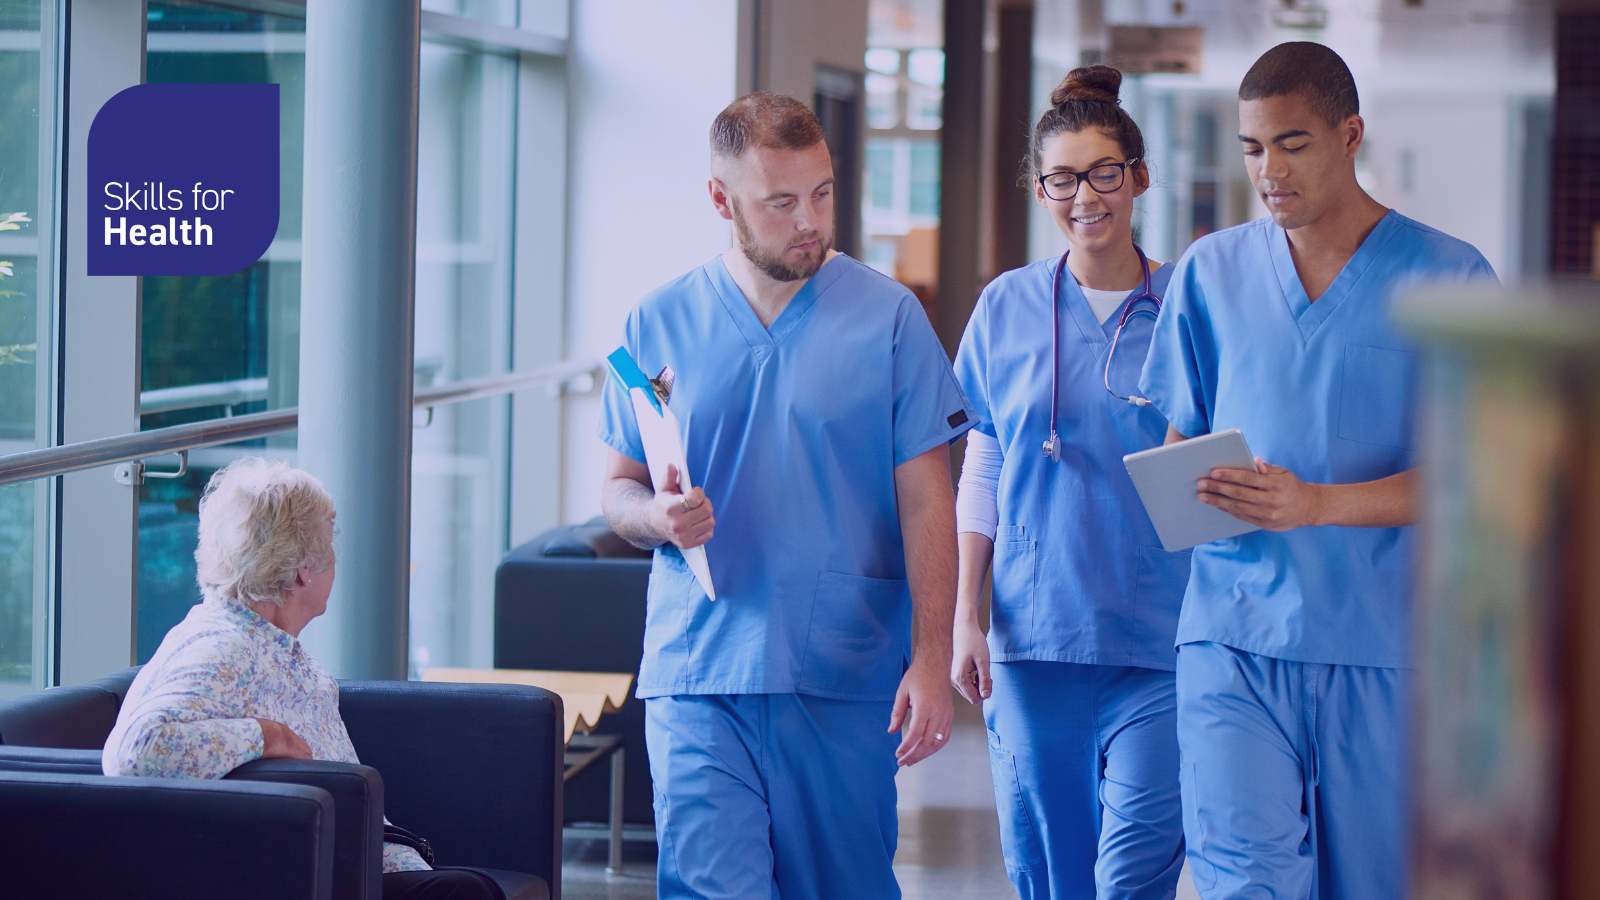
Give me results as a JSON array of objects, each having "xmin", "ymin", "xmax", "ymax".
[{"xmin": 88, "ymin": 83, "xmax": 279, "ymax": 276}]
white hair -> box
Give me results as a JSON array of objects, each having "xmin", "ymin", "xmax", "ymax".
[{"xmin": 195, "ymin": 458, "xmax": 336, "ymax": 608}]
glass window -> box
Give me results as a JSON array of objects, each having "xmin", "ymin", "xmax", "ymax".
[
  {"xmin": 136, "ymin": 1, "xmax": 307, "ymax": 663},
  {"xmin": 906, "ymin": 47, "xmax": 943, "ymax": 87},
  {"xmin": 1195, "ymin": 109, "xmax": 1218, "ymax": 171},
  {"xmin": 905, "ymin": 85, "xmax": 942, "ymax": 130},
  {"xmin": 909, "ymin": 139, "xmax": 940, "ymax": 219},
  {"xmin": 866, "ymin": 71, "xmax": 898, "ymax": 129},
  {"xmin": 866, "ymin": 139, "xmax": 896, "ymax": 211},
  {"xmin": 0, "ymin": 0, "xmax": 51, "ymax": 697},
  {"xmin": 864, "ymin": 47, "xmax": 899, "ymax": 74},
  {"xmin": 421, "ymin": 0, "xmax": 517, "ymax": 28},
  {"xmin": 132, "ymin": 2, "xmax": 526, "ymax": 675},
  {"xmin": 407, "ymin": 43, "xmax": 517, "ymax": 675},
  {"xmin": 864, "ymin": 1, "xmax": 941, "ymax": 302},
  {"xmin": 862, "ymin": 236, "xmax": 898, "ymax": 276}
]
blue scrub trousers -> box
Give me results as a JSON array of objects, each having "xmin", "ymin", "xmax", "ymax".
[
  {"xmin": 984, "ymin": 661, "xmax": 1185, "ymax": 900},
  {"xmin": 645, "ymin": 693, "xmax": 901, "ymax": 900},
  {"xmin": 1176, "ymin": 642, "xmax": 1407, "ymax": 900}
]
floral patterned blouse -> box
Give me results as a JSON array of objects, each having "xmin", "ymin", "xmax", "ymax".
[{"xmin": 102, "ymin": 595, "xmax": 429, "ymax": 873}]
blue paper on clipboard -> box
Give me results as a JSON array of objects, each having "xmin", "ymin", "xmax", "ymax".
[
  {"xmin": 606, "ymin": 347, "xmax": 716, "ymax": 601},
  {"xmin": 606, "ymin": 347, "xmax": 661, "ymax": 413}
]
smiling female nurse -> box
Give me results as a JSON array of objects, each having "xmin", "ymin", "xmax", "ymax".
[{"xmin": 951, "ymin": 66, "xmax": 1190, "ymax": 900}]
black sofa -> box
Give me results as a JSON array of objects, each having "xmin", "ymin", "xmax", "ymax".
[
  {"xmin": 0, "ymin": 666, "xmax": 563, "ymax": 900},
  {"xmin": 495, "ymin": 517, "xmax": 654, "ymax": 828}
]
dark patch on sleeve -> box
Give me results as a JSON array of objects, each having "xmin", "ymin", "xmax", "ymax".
[{"xmin": 947, "ymin": 410, "xmax": 969, "ymax": 429}]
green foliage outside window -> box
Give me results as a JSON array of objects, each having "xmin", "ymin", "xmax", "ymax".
[
  {"xmin": 0, "ymin": 212, "xmax": 30, "ymax": 682},
  {"xmin": 0, "ymin": 7, "xmax": 41, "ymax": 685}
]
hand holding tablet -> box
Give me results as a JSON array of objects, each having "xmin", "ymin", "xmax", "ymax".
[{"xmin": 1123, "ymin": 429, "xmax": 1262, "ymax": 552}]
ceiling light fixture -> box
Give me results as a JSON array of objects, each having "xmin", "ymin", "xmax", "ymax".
[{"xmin": 1273, "ymin": 0, "xmax": 1328, "ymax": 29}]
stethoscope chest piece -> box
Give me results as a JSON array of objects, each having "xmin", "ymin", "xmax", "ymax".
[{"xmin": 1043, "ymin": 431, "xmax": 1060, "ymax": 462}]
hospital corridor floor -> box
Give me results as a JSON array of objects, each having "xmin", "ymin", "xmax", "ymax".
[{"xmin": 562, "ymin": 698, "xmax": 1203, "ymax": 899}]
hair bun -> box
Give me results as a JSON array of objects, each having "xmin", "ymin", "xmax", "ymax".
[{"xmin": 1051, "ymin": 65, "xmax": 1123, "ymax": 107}]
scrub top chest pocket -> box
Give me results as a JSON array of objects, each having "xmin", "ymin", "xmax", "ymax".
[
  {"xmin": 798, "ymin": 571, "xmax": 912, "ymax": 699},
  {"xmin": 1337, "ymin": 343, "xmax": 1418, "ymax": 451}
]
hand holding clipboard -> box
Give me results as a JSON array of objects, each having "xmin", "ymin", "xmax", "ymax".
[{"xmin": 607, "ymin": 347, "xmax": 718, "ymax": 600}]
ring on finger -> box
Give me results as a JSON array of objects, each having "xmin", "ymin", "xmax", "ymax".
[
  {"xmin": 681, "ymin": 498, "xmax": 692, "ymax": 512},
  {"xmin": 934, "ymin": 733, "xmax": 944, "ymax": 741}
]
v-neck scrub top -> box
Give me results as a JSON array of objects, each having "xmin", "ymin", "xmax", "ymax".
[
  {"xmin": 1138, "ymin": 211, "xmax": 1496, "ymax": 669},
  {"xmin": 954, "ymin": 257, "xmax": 1188, "ymax": 671},
  {"xmin": 598, "ymin": 254, "xmax": 976, "ymax": 701}
]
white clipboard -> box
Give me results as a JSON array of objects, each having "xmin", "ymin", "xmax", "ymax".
[
  {"xmin": 1122, "ymin": 428, "xmax": 1262, "ymax": 552},
  {"xmin": 608, "ymin": 348, "xmax": 716, "ymax": 601}
]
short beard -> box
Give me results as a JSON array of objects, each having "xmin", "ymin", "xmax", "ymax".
[{"xmin": 730, "ymin": 200, "xmax": 832, "ymax": 282}]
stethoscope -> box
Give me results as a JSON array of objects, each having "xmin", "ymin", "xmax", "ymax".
[{"xmin": 1042, "ymin": 245, "xmax": 1162, "ymax": 462}]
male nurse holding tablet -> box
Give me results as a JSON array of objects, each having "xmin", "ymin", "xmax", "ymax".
[
  {"xmin": 598, "ymin": 92, "xmax": 974, "ymax": 900},
  {"xmin": 1138, "ymin": 43, "xmax": 1495, "ymax": 899}
]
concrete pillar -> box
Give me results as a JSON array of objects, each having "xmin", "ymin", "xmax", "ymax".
[
  {"xmin": 297, "ymin": 0, "xmax": 420, "ymax": 680},
  {"xmin": 57, "ymin": 0, "xmax": 145, "ymax": 686}
]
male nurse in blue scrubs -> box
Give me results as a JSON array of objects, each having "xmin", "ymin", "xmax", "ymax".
[
  {"xmin": 598, "ymin": 92, "xmax": 975, "ymax": 900},
  {"xmin": 1138, "ymin": 43, "xmax": 1496, "ymax": 899}
]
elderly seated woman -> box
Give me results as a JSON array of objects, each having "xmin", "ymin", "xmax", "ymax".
[{"xmin": 103, "ymin": 458, "xmax": 497, "ymax": 900}]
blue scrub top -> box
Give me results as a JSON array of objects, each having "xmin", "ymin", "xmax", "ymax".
[
  {"xmin": 598, "ymin": 254, "xmax": 976, "ymax": 702},
  {"xmin": 955, "ymin": 258, "xmax": 1188, "ymax": 671},
  {"xmin": 1138, "ymin": 211, "xmax": 1496, "ymax": 668}
]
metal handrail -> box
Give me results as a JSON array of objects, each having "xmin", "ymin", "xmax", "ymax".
[
  {"xmin": 1, "ymin": 408, "xmax": 297, "ymax": 488},
  {"xmin": 412, "ymin": 359, "xmax": 598, "ymax": 409},
  {"xmin": 140, "ymin": 376, "xmax": 271, "ymax": 415},
  {"xmin": 0, "ymin": 359, "xmax": 600, "ymax": 487}
]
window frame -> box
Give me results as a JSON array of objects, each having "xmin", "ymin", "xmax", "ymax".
[{"xmin": 31, "ymin": 0, "xmax": 570, "ymax": 687}]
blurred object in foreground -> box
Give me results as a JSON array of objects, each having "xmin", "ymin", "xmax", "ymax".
[{"xmin": 1398, "ymin": 281, "xmax": 1600, "ymax": 900}]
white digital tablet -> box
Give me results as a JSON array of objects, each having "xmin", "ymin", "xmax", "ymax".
[{"xmin": 1123, "ymin": 428, "xmax": 1262, "ymax": 552}]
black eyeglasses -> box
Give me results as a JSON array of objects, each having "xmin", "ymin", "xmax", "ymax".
[{"xmin": 1037, "ymin": 159, "xmax": 1141, "ymax": 201}]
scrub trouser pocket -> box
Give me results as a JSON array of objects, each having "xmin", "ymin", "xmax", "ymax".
[
  {"xmin": 645, "ymin": 693, "xmax": 900, "ymax": 900},
  {"xmin": 1175, "ymin": 641, "xmax": 1407, "ymax": 900},
  {"xmin": 985, "ymin": 660, "xmax": 1185, "ymax": 900},
  {"xmin": 987, "ymin": 727, "xmax": 1047, "ymax": 896}
]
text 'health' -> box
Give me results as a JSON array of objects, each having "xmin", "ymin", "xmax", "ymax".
[{"xmin": 104, "ymin": 217, "xmax": 214, "ymax": 247}]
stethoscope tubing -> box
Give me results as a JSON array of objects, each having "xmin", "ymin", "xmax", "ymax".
[{"xmin": 1044, "ymin": 245, "xmax": 1161, "ymax": 461}]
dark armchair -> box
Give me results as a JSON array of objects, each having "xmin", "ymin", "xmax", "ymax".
[
  {"xmin": 339, "ymin": 679, "xmax": 564, "ymax": 896},
  {"xmin": 0, "ymin": 770, "xmax": 337, "ymax": 900},
  {"xmin": 495, "ymin": 517, "xmax": 653, "ymax": 829},
  {"xmin": 0, "ymin": 667, "xmax": 564, "ymax": 900}
]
